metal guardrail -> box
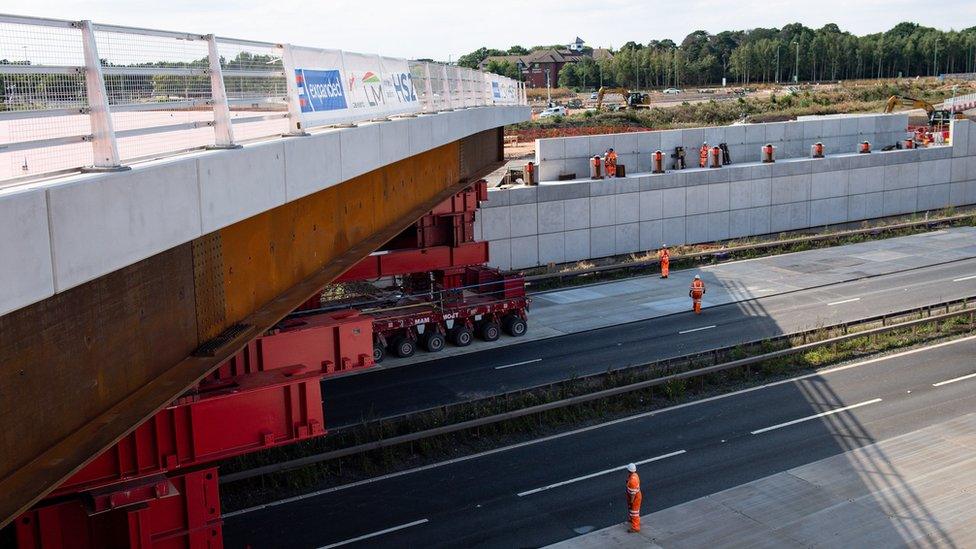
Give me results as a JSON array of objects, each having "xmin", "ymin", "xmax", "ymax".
[
  {"xmin": 0, "ymin": 14, "xmax": 527, "ymax": 182},
  {"xmin": 220, "ymin": 296, "xmax": 976, "ymax": 483},
  {"xmin": 522, "ymin": 213, "xmax": 975, "ymax": 286}
]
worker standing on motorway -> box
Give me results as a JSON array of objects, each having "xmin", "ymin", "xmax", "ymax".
[
  {"xmin": 689, "ymin": 275, "xmax": 706, "ymax": 314},
  {"xmin": 604, "ymin": 148, "xmax": 618, "ymax": 178},
  {"xmin": 625, "ymin": 463, "xmax": 642, "ymax": 532},
  {"xmin": 658, "ymin": 246, "xmax": 670, "ymax": 279}
]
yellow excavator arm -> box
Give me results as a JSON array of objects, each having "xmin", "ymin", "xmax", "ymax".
[{"xmin": 883, "ymin": 95, "xmax": 934, "ymax": 115}]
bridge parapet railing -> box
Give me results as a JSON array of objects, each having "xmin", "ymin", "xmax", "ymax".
[{"xmin": 0, "ymin": 14, "xmax": 526, "ymax": 183}]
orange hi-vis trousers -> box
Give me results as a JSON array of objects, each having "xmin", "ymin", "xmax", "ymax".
[{"xmin": 627, "ymin": 472, "xmax": 642, "ymax": 531}]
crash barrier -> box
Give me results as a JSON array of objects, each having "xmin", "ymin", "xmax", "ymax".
[
  {"xmin": 0, "ymin": 13, "xmax": 526, "ymax": 182},
  {"xmin": 220, "ymin": 296, "xmax": 976, "ymax": 484}
]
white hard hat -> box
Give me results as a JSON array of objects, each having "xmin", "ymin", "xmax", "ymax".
[
  {"xmin": 694, "ymin": 274, "xmax": 701, "ymax": 279},
  {"xmin": 627, "ymin": 463, "xmax": 637, "ymax": 473}
]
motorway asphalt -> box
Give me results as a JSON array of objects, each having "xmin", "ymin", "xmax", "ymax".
[
  {"xmin": 323, "ymin": 257, "xmax": 976, "ymax": 427},
  {"xmin": 224, "ymin": 334, "xmax": 976, "ymax": 548}
]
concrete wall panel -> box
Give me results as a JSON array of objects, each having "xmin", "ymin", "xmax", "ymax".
[
  {"xmin": 590, "ymin": 225, "xmax": 615, "ymax": 257},
  {"xmin": 538, "ymin": 201, "xmax": 565, "ymax": 233},
  {"xmin": 538, "ymin": 232, "xmax": 565, "ymax": 265},
  {"xmin": 640, "ymin": 190, "xmax": 664, "ymax": 221},
  {"xmin": 639, "ymin": 220, "xmax": 664, "ymax": 250},
  {"xmin": 49, "ymin": 160, "xmax": 203, "ymax": 292},
  {"xmin": 564, "ymin": 197, "xmax": 591, "ymax": 230},
  {"xmin": 0, "ymin": 188, "xmax": 55, "ymax": 316},
  {"xmin": 564, "ymin": 229, "xmax": 590, "ymax": 262},
  {"xmin": 284, "ymin": 130, "xmax": 342, "ymax": 201},
  {"xmin": 615, "ymin": 223, "xmax": 640, "ymax": 254},
  {"xmin": 590, "ymin": 195, "xmax": 615, "ymax": 227},
  {"xmin": 509, "ymin": 203, "xmax": 538, "ymax": 237},
  {"xmin": 510, "ymin": 235, "xmax": 539, "ymax": 269},
  {"xmin": 615, "ymin": 193, "xmax": 640, "ymax": 224},
  {"xmin": 198, "ymin": 142, "xmax": 286, "ymax": 233}
]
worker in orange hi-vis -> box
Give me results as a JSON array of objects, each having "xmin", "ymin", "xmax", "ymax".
[
  {"xmin": 625, "ymin": 463, "xmax": 642, "ymax": 532},
  {"xmin": 604, "ymin": 148, "xmax": 618, "ymax": 178},
  {"xmin": 689, "ymin": 274, "xmax": 706, "ymax": 314},
  {"xmin": 658, "ymin": 246, "xmax": 670, "ymax": 279},
  {"xmin": 699, "ymin": 142, "xmax": 708, "ymax": 168}
]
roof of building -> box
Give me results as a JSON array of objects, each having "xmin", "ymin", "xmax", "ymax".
[{"xmin": 591, "ymin": 47, "xmax": 614, "ymax": 61}]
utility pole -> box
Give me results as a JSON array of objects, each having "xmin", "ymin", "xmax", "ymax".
[
  {"xmin": 794, "ymin": 40, "xmax": 800, "ymax": 83},
  {"xmin": 545, "ymin": 68, "xmax": 551, "ymax": 105}
]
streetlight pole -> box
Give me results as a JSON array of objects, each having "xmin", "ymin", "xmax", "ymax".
[
  {"xmin": 794, "ymin": 40, "xmax": 800, "ymax": 83},
  {"xmin": 934, "ymin": 39, "xmax": 939, "ymax": 77}
]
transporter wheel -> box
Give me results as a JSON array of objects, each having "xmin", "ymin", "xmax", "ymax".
[
  {"xmin": 390, "ymin": 336, "xmax": 416, "ymax": 358},
  {"xmin": 450, "ymin": 326, "xmax": 473, "ymax": 347},
  {"xmin": 478, "ymin": 320, "xmax": 501, "ymax": 342},
  {"xmin": 372, "ymin": 343, "xmax": 385, "ymax": 363},
  {"xmin": 423, "ymin": 331, "xmax": 446, "ymax": 352},
  {"xmin": 503, "ymin": 315, "xmax": 527, "ymax": 337}
]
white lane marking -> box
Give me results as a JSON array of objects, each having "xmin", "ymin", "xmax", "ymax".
[
  {"xmin": 750, "ymin": 398, "xmax": 883, "ymax": 435},
  {"xmin": 828, "ymin": 297, "xmax": 861, "ymax": 306},
  {"xmin": 516, "ymin": 450, "xmax": 686, "ymax": 497},
  {"xmin": 933, "ymin": 372, "xmax": 976, "ymax": 387},
  {"xmin": 953, "ymin": 275, "xmax": 976, "ymax": 282},
  {"xmin": 495, "ymin": 358, "xmax": 543, "ymax": 370},
  {"xmin": 318, "ymin": 519, "xmax": 429, "ymax": 548},
  {"xmin": 678, "ymin": 325, "xmax": 716, "ymax": 335},
  {"xmin": 226, "ymin": 334, "xmax": 976, "ymax": 517}
]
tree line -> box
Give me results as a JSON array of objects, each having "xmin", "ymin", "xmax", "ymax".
[{"xmin": 460, "ymin": 22, "xmax": 976, "ymax": 89}]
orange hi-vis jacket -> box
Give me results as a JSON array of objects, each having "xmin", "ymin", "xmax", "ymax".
[
  {"xmin": 690, "ymin": 278, "xmax": 705, "ymax": 299},
  {"xmin": 605, "ymin": 151, "xmax": 618, "ymax": 175},
  {"xmin": 699, "ymin": 145, "xmax": 708, "ymax": 167}
]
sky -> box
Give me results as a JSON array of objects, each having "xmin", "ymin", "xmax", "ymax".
[{"xmin": 4, "ymin": 0, "xmax": 975, "ymax": 62}]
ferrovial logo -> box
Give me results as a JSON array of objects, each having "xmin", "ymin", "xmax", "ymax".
[{"xmin": 295, "ymin": 69, "xmax": 347, "ymax": 112}]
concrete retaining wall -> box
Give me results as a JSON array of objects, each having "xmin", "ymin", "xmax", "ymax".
[
  {"xmin": 534, "ymin": 113, "xmax": 908, "ymax": 182},
  {"xmin": 479, "ymin": 117, "xmax": 976, "ymax": 270},
  {"xmin": 0, "ymin": 106, "xmax": 530, "ymax": 316}
]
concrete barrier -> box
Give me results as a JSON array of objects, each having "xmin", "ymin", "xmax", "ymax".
[
  {"xmin": 479, "ymin": 117, "xmax": 976, "ymax": 270},
  {"xmin": 534, "ymin": 113, "xmax": 907, "ymax": 182}
]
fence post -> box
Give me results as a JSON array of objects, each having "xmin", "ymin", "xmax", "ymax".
[
  {"xmin": 78, "ymin": 20, "xmax": 126, "ymax": 171},
  {"xmin": 206, "ymin": 35, "xmax": 240, "ymax": 149},
  {"xmin": 280, "ymin": 43, "xmax": 309, "ymax": 136},
  {"xmin": 423, "ymin": 63, "xmax": 435, "ymax": 112},
  {"xmin": 441, "ymin": 64, "xmax": 454, "ymax": 110}
]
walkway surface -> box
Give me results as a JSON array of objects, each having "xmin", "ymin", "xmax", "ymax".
[
  {"xmin": 383, "ymin": 226, "xmax": 976, "ymax": 368},
  {"xmin": 550, "ymin": 412, "xmax": 976, "ymax": 549}
]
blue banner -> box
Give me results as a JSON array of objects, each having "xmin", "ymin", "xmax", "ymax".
[{"xmin": 295, "ymin": 69, "xmax": 347, "ymax": 113}]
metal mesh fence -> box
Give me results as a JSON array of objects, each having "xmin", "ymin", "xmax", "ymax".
[
  {"xmin": 0, "ymin": 18, "xmax": 91, "ymax": 180},
  {"xmin": 0, "ymin": 14, "xmax": 525, "ymax": 183}
]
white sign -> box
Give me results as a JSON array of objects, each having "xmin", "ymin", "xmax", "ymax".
[{"xmin": 283, "ymin": 45, "xmax": 420, "ymax": 129}]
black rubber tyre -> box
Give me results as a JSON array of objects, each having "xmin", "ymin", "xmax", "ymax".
[
  {"xmin": 390, "ymin": 336, "xmax": 416, "ymax": 358},
  {"xmin": 422, "ymin": 331, "xmax": 446, "ymax": 352},
  {"xmin": 503, "ymin": 315, "xmax": 527, "ymax": 337},
  {"xmin": 372, "ymin": 343, "xmax": 385, "ymax": 363},
  {"xmin": 450, "ymin": 326, "xmax": 473, "ymax": 347},
  {"xmin": 478, "ymin": 320, "xmax": 501, "ymax": 342}
]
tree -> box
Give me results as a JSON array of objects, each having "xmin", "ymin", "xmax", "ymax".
[
  {"xmin": 507, "ymin": 45, "xmax": 529, "ymax": 55},
  {"xmin": 456, "ymin": 47, "xmax": 506, "ymax": 69}
]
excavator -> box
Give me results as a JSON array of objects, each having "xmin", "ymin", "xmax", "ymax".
[
  {"xmin": 883, "ymin": 95, "xmax": 962, "ymax": 128},
  {"xmin": 596, "ymin": 86, "xmax": 651, "ymax": 110}
]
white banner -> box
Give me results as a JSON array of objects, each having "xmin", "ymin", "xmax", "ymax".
[{"xmin": 284, "ymin": 45, "xmax": 420, "ymax": 128}]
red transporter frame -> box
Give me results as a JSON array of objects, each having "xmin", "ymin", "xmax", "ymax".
[{"xmin": 14, "ymin": 311, "xmax": 374, "ymax": 549}]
